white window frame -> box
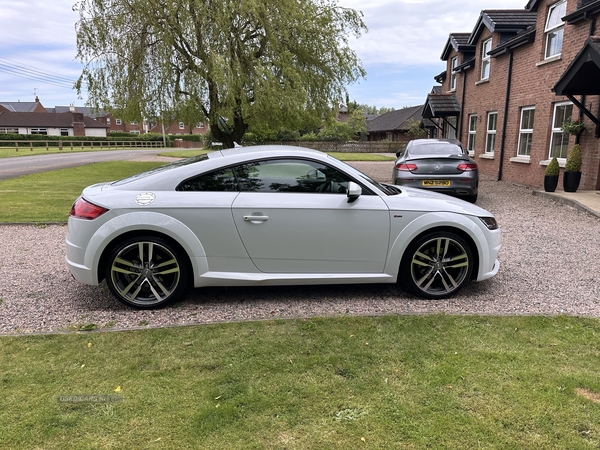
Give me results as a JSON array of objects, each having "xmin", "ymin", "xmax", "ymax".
[
  {"xmin": 481, "ymin": 39, "xmax": 492, "ymax": 80},
  {"xmin": 445, "ymin": 116, "xmax": 457, "ymax": 140},
  {"xmin": 178, "ymin": 122, "xmax": 185, "ymax": 130},
  {"xmin": 517, "ymin": 107, "xmax": 535, "ymax": 157},
  {"xmin": 485, "ymin": 112, "xmax": 497, "ymax": 154},
  {"xmin": 450, "ymin": 56, "xmax": 458, "ymax": 91},
  {"xmin": 549, "ymin": 101, "xmax": 573, "ymax": 159},
  {"xmin": 545, "ymin": 1, "xmax": 566, "ymax": 59},
  {"xmin": 115, "ymin": 119, "xmax": 122, "ymax": 125},
  {"xmin": 30, "ymin": 128, "xmax": 48, "ymax": 135},
  {"xmin": 106, "ymin": 118, "xmax": 111, "ymax": 125},
  {"xmin": 467, "ymin": 114, "xmax": 477, "ymax": 154},
  {"xmin": 197, "ymin": 122, "xmax": 205, "ymax": 129},
  {"xmin": 130, "ymin": 121, "xmax": 138, "ymax": 125}
]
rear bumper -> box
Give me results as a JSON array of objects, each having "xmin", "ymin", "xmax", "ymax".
[{"xmin": 393, "ymin": 178, "xmax": 478, "ymax": 196}]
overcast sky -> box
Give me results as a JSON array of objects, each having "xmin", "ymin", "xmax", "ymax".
[{"xmin": 0, "ymin": 0, "xmax": 528, "ymax": 110}]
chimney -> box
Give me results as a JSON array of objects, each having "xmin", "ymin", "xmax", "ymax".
[
  {"xmin": 69, "ymin": 104, "xmax": 75, "ymax": 112},
  {"xmin": 72, "ymin": 112, "xmax": 85, "ymax": 136},
  {"xmin": 35, "ymin": 95, "xmax": 39, "ymax": 103}
]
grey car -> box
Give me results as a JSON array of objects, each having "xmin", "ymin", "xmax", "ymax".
[{"xmin": 392, "ymin": 139, "xmax": 479, "ymax": 203}]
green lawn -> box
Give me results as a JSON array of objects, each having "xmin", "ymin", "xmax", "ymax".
[
  {"xmin": 2, "ymin": 315, "xmax": 600, "ymax": 449},
  {"xmin": 0, "ymin": 162, "xmax": 164, "ymax": 222}
]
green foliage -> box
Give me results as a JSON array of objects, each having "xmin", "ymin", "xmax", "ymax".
[
  {"xmin": 565, "ymin": 144, "xmax": 582, "ymax": 172},
  {"xmin": 75, "ymin": 0, "xmax": 367, "ymax": 148},
  {"xmin": 405, "ymin": 118, "xmax": 428, "ymax": 139},
  {"xmin": 545, "ymin": 157, "xmax": 560, "ymax": 176}
]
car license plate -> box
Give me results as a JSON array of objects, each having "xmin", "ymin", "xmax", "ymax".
[{"xmin": 422, "ymin": 180, "xmax": 450, "ymax": 186}]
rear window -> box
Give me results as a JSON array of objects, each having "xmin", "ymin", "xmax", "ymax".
[
  {"xmin": 409, "ymin": 144, "xmax": 464, "ymax": 157},
  {"xmin": 111, "ymin": 154, "xmax": 209, "ymax": 186}
]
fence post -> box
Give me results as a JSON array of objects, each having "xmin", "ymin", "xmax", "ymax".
[
  {"xmin": 30, "ymin": 141, "xmax": 33, "ymax": 151},
  {"xmin": 59, "ymin": 140, "xmax": 63, "ymax": 151},
  {"xmin": 15, "ymin": 141, "xmax": 18, "ymax": 152}
]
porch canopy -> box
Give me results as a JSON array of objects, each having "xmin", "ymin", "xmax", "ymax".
[
  {"xmin": 422, "ymin": 93, "xmax": 461, "ymax": 134},
  {"xmin": 553, "ymin": 36, "xmax": 600, "ymax": 137}
]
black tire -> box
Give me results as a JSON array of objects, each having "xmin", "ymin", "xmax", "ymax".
[
  {"xmin": 464, "ymin": 194, "xmax": 478, "ymax": 203},
  {"xmin": 105, "ymin": 235, "xmax": 190, "ymax": 309},
  {"xmin": 400, "ymin": 231, "xmax": 473, "ymax": 299}
]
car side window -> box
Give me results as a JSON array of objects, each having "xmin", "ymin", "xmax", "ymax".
[
  {"xmin": 177, "ymin": 167, "xmax": 238, "ymax": 191},
  {"xmin": 235, "ymin": 159, "xmax": 353, "ymax": 194}
]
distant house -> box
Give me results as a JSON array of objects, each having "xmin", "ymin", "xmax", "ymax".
[
  {"xmin": 148, "ymin": 120, "xmax": 209, "ymax": 136},
  {"xmin": 0, "ymin": 111, "xmax": 109, "ymax": 137},
  {"xmin": 366, "ymin": 105, "xmax": 426, "ymax": 142},
  {"xmin": 0, "ymin": 98, "xmax": 47, "ymax": 113}
]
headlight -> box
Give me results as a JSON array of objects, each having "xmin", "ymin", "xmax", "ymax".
[{"xmin": 479, "ymin": 217, "xmax": 499, "ymax": 230}]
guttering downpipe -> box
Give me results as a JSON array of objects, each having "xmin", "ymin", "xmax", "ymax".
[
  {"xmin": 458, "ymin": 67, "xmax": 467, "ymax": 139},
  {"xmin": 498, "ymin": 49, "xmax": 513, "ymax": 181}
]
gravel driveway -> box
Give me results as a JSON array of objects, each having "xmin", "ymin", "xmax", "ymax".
[{"xmin": 1, "ymin": 160, "xmax": 599, "ymax": 335}]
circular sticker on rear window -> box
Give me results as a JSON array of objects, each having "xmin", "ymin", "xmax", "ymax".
[{"xmin": 135, "ymin": 192, "xmax": 156, "ymax": 206}]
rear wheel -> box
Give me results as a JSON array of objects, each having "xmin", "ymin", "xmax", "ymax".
[
  {"xmin": 105, "ymin": 235, "xmax": 190, "ymax": 309},
  {"xmin": 400, "ymin": 231, "xmax": 473, "ymax": 299}
]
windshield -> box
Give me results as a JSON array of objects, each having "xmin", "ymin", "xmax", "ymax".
[{"xmin": 111, "ymin": 154, "xmax": 209, "ymax": 186}]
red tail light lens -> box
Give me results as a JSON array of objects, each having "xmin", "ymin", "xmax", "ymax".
[
  {"xmin": 457, "ymin": 163, "xmax": 478, "ymax": 171},
  {"xmin": 396, "ymin": 163, "xmax": 418, "ymax": 171},
  {"xmin": 70, "ymin": 198, "xmax": 109, "ymax": 220}
]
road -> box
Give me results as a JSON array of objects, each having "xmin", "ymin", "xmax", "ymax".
[{"xmin": 0, "ymin": 149, "xmax": 174, "ymax": 180}]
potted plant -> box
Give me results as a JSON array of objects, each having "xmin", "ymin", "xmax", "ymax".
[
  {"xmin": 563, "ymin": 144, "xmax": 582, "ymax": 192},
  {"xmin": 544, "ymin": 156, "xmax": 560, "ymax": 192},
  {"xmin": 561, "ymin": 119, "xmax": 586, "ymax": 136}
]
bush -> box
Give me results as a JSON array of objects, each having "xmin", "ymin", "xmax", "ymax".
[
  {"xmin": 565, "ymin": 144, "xmax": 582, "ymax": 172},
  {"xmin": 545, "ymin": 157, "xmax": 559, "ymax": 176}
]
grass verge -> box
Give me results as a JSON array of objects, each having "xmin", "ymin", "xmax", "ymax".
[
  {"xmin": 0, "ymin": 162, "xmax": 164, "ymax": 222},
  {"xmin": 1, "ymin": 315, "xmax": 600, "ymax": 449}
]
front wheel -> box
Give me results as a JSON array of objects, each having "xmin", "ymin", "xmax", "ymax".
[
  {"xmin": 400, "ymin": 231, "xmax": 473, "ymax": 299},
  {"xmin": 104, "ymin": 235, "xmax": 190, "ymax": 309}
]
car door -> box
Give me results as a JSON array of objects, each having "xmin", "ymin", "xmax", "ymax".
[{"xmin": 231, "ymin": 158, "xmax": 390, "ymax": 274}]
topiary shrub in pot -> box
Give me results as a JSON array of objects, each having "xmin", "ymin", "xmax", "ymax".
[
  {"xmin": 544, "ymin": 156, "xmax": 560, "ymax": 192},
  {"xmin": 563, "ymin": 144, "xmax": 582, "ymax": 192}
]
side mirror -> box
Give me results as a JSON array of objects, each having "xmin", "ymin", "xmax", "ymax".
[{"xmin": 347, "ymin": 181, "xmax": 362, "ymax": 203}]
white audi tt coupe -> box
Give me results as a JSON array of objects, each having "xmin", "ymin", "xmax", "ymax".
[{"xmin": 66, "ymin": 145, "xmax": 500, "ymax": 309}]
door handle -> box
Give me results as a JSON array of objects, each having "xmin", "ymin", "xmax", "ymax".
[{"xmin": 243, "ymin": 215, "xmax": 269, "ymax": 222}]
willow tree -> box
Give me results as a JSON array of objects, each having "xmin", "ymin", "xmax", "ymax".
[{"xmin": 74, "ymin": 0, "xmax": 367, "ymax": 148}]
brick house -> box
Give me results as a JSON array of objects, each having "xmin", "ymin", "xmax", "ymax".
[
  {"xmin": 425, "ymin": 0, "xmax": 600, "ymax": 190},
  {"xmin": 367, "ymin": 105, "xmax": 427, "ymax": 142}
]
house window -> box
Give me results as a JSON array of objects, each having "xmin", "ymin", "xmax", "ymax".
[
  {"xmin": 481, "ymin": 38, "xmax": 492, "ymax": 80},
  {"xmin": 485, "ymin": 112, "xmax": 497, "ymax": 153},
  {"xmin": 445, "ymin": 116, "xmax": 457, "ymax": 140},
  {"xmin": 450, "ymin": 56, "xmax": 458, "ymax": 91},
  {"xmin": 178, "ymin": 122, "xmax": 185, "ymax": 129},
  {"xmin": 467, "ymin": 115, "xmax": 477, "ymax": 153},
  {"xmin": 115, "ymin": 119, "xmax": 122, "ymax": 125},
  {"xmin": 0, "ymin": 127, "xmax": 18, "ymax": 134},
  {"xmin": 106, "ymin": 118, "xmax": 111, "ymax": 124},
  {"xmin": 130, "ymin": 121, "xmax": 138, "ymax": 125},
  {"xmin": 549, "ymin": 101, "xmax": 573, "ymax": 159},
  {"xmin": 60, "ymin": 128, "xmax": 69, "ymax": 137},
  {"xmin": 196, "ymin": 122, "xmax": 205, "ymax": 129},
  {"xmin": 30, "ymin": 128, "xmax": 48, "ymax": 135},
  {"xmin": 130, "ymin": 130, "xmax": 140, "ymax": 134},
  {"xmin": 517, "ymin": 107, "xmax": 535, "ymax": 157},
  {"xmin": 545, "ymin": 1, "xmax": 566, "ymax": 59}
]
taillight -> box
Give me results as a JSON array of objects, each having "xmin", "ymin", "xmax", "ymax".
[
  {"xmin": 396, "ymin": 163, "xmax": 418, "ymax": 171},
  {"xmin": 457, "ymin": 163, "xmax": 478, "ymax": 171},
  {"xmin": 70, "ymin": 198, "xmax": 109, "ymax": 220}
]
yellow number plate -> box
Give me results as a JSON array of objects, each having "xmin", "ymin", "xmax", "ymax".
[{"xmin": 422, "ymin": 180, "xmax": 450, "ymax": 187}]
